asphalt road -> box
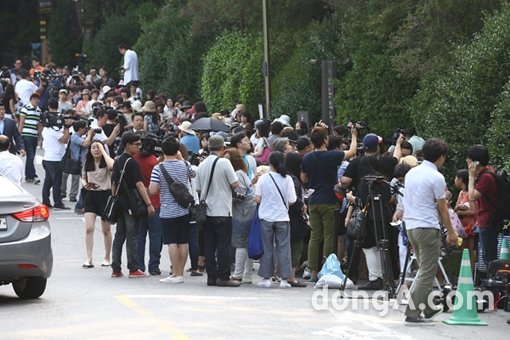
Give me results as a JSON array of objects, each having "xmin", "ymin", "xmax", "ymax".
[{"xmin": 0, "ymin": 153, "xmax": 508, "ymax": 339}]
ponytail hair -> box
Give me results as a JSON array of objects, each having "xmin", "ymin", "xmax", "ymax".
[{"xmin": 269, "ymin": 151, "xmax": 287, "ymax": 177}]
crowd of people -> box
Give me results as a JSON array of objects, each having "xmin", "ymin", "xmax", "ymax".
[{"xmin": 0, "ymin": 44, "xmax": 508, "ymax": 322}]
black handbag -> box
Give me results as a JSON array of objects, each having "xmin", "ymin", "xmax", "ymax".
[
  {"xmin": 195, "ymin": 157, "xmax": 219, "ymax": 224},
  {"xmin": 121, "ymin": 159, "xmax": 147, "ymax": 218},
  {"xmin": 102, "ymin": 158, "xmax": 129, "ymax": 224},
  {"xmin": 61, "ymin": 143, "xmax": 82, "ymax": 175},
  {"xmin": 346, "ymin": 199, "xmax": 369, "ymax": 241},
  {"xmin": 159, "ymin": 163, "xmax": 195, "ymax": 209}
]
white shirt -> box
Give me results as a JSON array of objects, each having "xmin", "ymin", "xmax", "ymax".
[
  {"xmin": 403, "ymin": 160, "xmax": 446, "ymax": 230},
  {"xmin": 42, "ymin": 127, "xmax": 66, "ymax": 161},
  {"xmin": 255, "ymin": 171, "xmax": 296, "ymax": 222},
  {"xmin": 15, "ymin": 79, "xmax": 37, "ymax": 106},
  {"xmin": 0, "ymin": 150, "xmax": 23, "ymax": 186},
  {"xmin": 123, "ymin": 49, "xmax": 139, "ymax": 84}
]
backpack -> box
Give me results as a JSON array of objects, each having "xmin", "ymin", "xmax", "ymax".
[
  {"xmin": 159, "ymin": 164, "xmax": 195, "ymax": 209},
  {"xmin": 485, "ymin": 170, "xmax": 510, "ymax": 232}
]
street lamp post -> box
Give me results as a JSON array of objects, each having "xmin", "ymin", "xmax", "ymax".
[{"xmin": 262, "ymin": 0, "xmax": 271, "ymax": 118}]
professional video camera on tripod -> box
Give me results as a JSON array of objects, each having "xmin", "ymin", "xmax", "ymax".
[{"xmin": 342, "ymin": 174, "xmax": 396, "ymax": 297}]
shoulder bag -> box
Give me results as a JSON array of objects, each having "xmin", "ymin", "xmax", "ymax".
[
  {"xmin": 346, "ymin": 198, "xmax": 369, "ymax": 241},
  {"xmin": 194, "ymin": 157, "xmax": 220, "ymax": 224},
  {"xmin": 159, "ymin": 162, "xmax": 195, "ymax": 209},
  {"xmin": 102, "ymin": 158, "xmax": 129, "ymax": 223},
  {"xmin": 255, "ymin": 138, "xmax": 271, "ymax": 165},
  {"xmin": 61, "ymin": 142, "xmax": 82, "ymax": 175},
  {"xmin": 121, "ymin": 158, "xmax": 148, "ymax": 218}
]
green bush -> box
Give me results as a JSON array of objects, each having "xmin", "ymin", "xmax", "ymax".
[
  {"xmin": 200, "ymin": 30, "xmax": 264, "ymax": 113},
  {"xmin": 411, "ymin": 3, "xmax": 510, "ymax": 175}
]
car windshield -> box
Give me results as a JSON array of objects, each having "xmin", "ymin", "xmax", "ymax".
[{"xmin": 0, "ymin": 177, "xmax": 24, "ymax": 197}]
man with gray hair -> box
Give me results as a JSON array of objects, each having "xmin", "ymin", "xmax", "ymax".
[{"xmin": 196, "ymin": 134, "xmax": 240, "ymax": 287}]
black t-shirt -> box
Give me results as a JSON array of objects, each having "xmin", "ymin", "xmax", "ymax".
[
  {"xmin": 102, "ymin": 123, "xmax": 116, "ymax": 156},
  {"xmin": 2, "ymin": 92, "xmax": 14, "ymax": 114},
  {"xmin": 343, "ymin": 155, "xmax": 398, "ymax": 192},
  {"xmin": 301, "ymin": 150, "xmax": 345, "ymax": 205},
  {"xmin": 112, "ymin": 153, "xmax": 143, "ymax": 197}
]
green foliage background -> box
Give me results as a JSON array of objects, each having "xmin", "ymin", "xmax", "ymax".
[{"xmin": 38, "ymin": 0, "xmax": 510, "ymax": 177}]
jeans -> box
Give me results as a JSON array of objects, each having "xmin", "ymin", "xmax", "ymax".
[
  {"xmin": 308, "ymin": 204, "xmax": 337, "ymax": 272},
  {"xmin": 42, "ymin": 160, "xmax": 63, "ymax": 206},
  {"xmin": 112, "ymin": 210, "xmax": 140, "ymax": 272},
  {"xmin": 258, "ymin": 220, "xmax": 292, "ymax": 279},
  {"xmin": 204, "ymin": 216, "xmax": 232, "ymax": 282},
  {"xmin": 405, "ymin": 228, "xmax": 441, "ymax": 318},
  {"xmin": 478, "ymin": 226, "xmax": 499, "ymax": 266},
  {"xmin": 61, "ymin": 173, "xmax": 80, "ymax": 199},
  {"xmin": 137, "ymin": 208, "xmax": 162, "ymax": 272},
  {"xmin": 23, "ymin": 136, "xmax": 38, "ymax": 180},
  {"xmin": 75, "ymin": 189, "xmax": 85, "ymax": 210},
  {"xmin": 188, "ymin": 222, "xmax": 199, "ymax": 271}
]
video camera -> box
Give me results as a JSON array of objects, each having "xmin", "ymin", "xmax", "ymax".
[
  {"xmin": 40, "ymin": 111, "xmax": 76, "ymax": 129},
  {"xmin": 140, "ymin": 133, "xmax": 162, "ymax": 157}
]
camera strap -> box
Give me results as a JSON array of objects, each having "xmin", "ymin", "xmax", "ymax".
[{"xmin": 114, "ymin": 157, "xmax": 131, "ymax": 196}]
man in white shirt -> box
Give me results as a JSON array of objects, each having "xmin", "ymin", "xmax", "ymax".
[
  {"xmin": 403, "ymin": 138, "xmax": 458, "ymax": 323},
  {"xmin": 41, "ymin": 117, "xmax": 72, "ymax": 209},
  {"xmin": 196, "ymin": 135, "xmax": 240, "ymax": 287},
  {"xmin": 15, "ymin": 69, "xmax": 42, "ymax": 107},
  {"xmin": 0, "ymin": 135, "xmax": 23, "ymax": 186},
  {"xmin": 119, "ymin": 44, "xmax": 139, "ymax": 86}
]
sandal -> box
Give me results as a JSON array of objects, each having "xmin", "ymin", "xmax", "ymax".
[
  {"xmin": 101, "ymin": 261, "xmax": 111, "ymax": 267},
  {"xmin": 82, "ymin": 261, "xmax": 94, "ymax": 269}
]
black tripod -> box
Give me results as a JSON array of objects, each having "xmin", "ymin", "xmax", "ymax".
[{"xmin": 341, "ymin": 176, "xmax": 395, "ymax": 297}]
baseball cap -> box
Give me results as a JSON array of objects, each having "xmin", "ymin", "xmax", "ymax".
[{"xmin": 363, "ymin": 133, "xmax": 383, "ymax": 150}]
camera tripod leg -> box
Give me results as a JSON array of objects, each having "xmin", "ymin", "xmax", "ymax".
[{"xmin": 371, "ymin": 194, "xmax": 395, "ymax": 296}]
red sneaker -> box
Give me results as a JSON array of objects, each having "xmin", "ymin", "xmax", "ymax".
[
  {"xmin": 129, "ymin": 269, "xmax": 149, "ymax": 278},
  {"xmin": 111, "ymin": 271, "xmax": 123, "ymax": 278}
]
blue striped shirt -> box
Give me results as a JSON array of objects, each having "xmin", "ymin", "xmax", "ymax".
[{"xmin": 150, "ymin": 160, "xmax": 195, "ymax": 219}]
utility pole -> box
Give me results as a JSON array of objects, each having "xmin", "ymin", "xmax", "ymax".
[{"xmin": 262, "ymin": 0, "xmax": 271, "ymax": 118}]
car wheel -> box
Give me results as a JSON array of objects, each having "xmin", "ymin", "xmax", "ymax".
[{"xmin": 13, "ymin": 277, "xmax": 47, "ymax": 299}]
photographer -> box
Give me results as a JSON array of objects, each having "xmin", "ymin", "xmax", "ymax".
[
  {"xmin": 15, "ymin": 69, "xmax": 43, "ymax": 108},
  {"xmin": 41, "ymin": 101, "xmax": 73, "ymax": 209},
  {"xmin": 94, "ymin": 108, "xmax": 120, "ymax": 149},
  {"xmin": 341, "ymin": 133, "xmax": 403, "ymax": 289},
  {"xmin": 62, "ymin": 119, "xmax": 93, "ymax": 204}
]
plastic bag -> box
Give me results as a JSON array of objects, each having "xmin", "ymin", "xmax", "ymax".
[{"xmin": 314, "ymin": 254, "xmax": 354, "ymax": 289}]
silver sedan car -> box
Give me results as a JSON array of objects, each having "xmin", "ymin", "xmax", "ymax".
[{"xmin": 0, "ymin": 175, "xmax": 53, "ymax": 299}]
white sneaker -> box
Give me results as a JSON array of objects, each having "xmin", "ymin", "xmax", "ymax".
[
  {"xmin": 280, "ymin": 280, "xmax": 291, "ymax": 289},
  {"xmin": 160, "ymin": 275, "xmax": 182, "ymax": 283},
  {"xmin": 257, "ymin": 279, "xmax": 272, "ymax": 288}
]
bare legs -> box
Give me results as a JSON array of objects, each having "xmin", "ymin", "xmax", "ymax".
[
  {"xmin": 84, "ymin": 212, "xmax": 112, "ymax": 265},
  {"xmin": 169, "ymin": 244, "xmax": 189, "ymax": 277}
]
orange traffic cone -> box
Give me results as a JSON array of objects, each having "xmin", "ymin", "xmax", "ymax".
[
  {"xmin": 500, "ymin": 237, "xmax": 509, "ymax": 260},
  {"xmin": 444, "ymin": 249, "xmax": 487, "ymax": 326}
]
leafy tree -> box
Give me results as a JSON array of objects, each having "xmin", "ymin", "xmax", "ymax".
[
  {"xmin": 86, "ymin": 14, "xmax": 140, "ymax": 82},
  {"xmin": 47, "ymin": 0, "xmax": 82, "ymax": 66},
  {"xmin": 412, "ymin": 2, "xmax": 510, "ymax": 175}
]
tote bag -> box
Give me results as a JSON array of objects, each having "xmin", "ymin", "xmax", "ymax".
[{"xmin": 248, "ymin": 207, "xmax": 264, "ymax": 260}]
